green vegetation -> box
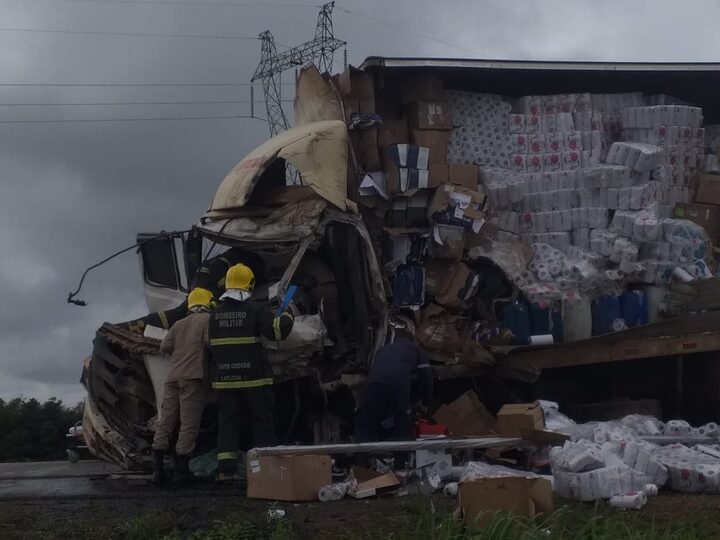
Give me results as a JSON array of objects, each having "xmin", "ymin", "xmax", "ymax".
[
  {"xmin": 0, "ymin": 397, "xmax": 83, "ymax": 461},
  {"xmin": 342, "ymin": 502, "xmax": 720, "ymax": 540},
  {"xmin": 1, "ymin": 498, "xmax": 719, "ymax": 540}
]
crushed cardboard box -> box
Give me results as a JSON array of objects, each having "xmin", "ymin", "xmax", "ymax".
[
  {"xmin": 694, "ymin": 173, "xmax": 720, "ymax": 206},
  {"xmin": 246, "ymin": 455, "xmax": 332, "ymax": 502},
  {"xmin": 458, "ymin": 476, "xmax": 554, "ymax": 527},
  {"xmin": 496, "ymin": 403, "xmax": 545, "ymax": 437},
  {"xmin": 427, "ymin": 183, "xmax": 486, "ymax": 230},
  {"xmin": 351, "ymin": 466, "xmax": 400, "ymax": 498},
  {"xmin": 433, "ymin": 390, "xmax": 496, "ymax": 437}
]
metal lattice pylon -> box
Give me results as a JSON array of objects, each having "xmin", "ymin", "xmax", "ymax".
[{"xmin": 252, "ymin": 1, "xmax": 346, "ymax": 136}]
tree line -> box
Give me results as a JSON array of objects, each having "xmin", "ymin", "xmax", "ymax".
[{"xmin": 0, "ymin": 398, "xmax": 84, "ymax": 461}]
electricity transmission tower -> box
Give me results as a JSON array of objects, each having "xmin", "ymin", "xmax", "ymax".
[{"xmin": 252, "ymin": 1, "xmax": 346, "ymax": 136}]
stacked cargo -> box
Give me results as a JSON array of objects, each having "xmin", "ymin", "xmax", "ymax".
[{"xmin": 336, "ymin": 67, "xmax": 719, "ymax": 351}]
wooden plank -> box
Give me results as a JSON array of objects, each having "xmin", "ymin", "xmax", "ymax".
[{"xmin": 501, "ymin": 330, "xmax": 720, "ymax": 373}]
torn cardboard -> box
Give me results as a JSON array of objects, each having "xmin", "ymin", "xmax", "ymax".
[
  {"xmin": 427, "ymin": 183, "xmax": 486, "ymax": 230},
  {"xmin": 417, "ymin": 304, "xmax": 464, "ymax": 354},
  {"xmin": 433, "ymin": 390, "xmax": 496, "ymax": 437},
  {"xmin": 351, "ymin": 466, "xmax": 400, "ymax": 498},
  {"xmin": 458, "ymin": 477, "xmax": 554, "ymax": 527},
  {"xmin": 246, "ymin": 455, "xmax": 332, "ymax": 502},
  {"xmin": 434, "ymin": 261, "xmax": 479, "ymax": 311},
  {"xmin": 496, "ymin": 403, "xmax": 545, "ymax": 437}
]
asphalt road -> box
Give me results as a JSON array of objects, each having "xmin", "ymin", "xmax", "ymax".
[
  {"xmin": 0, "ymin": 460, "xmax": 150, "ymax": 499},
  {"xmin": 0, "ymin": 460, "xmax": 243, "ymax": 500}
]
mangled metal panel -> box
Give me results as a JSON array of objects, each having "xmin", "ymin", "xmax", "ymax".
[
  {"xmin": 200, "ymin": 199, "xmax": 328, "ymax": 245},
  {"xmin": 209, "ymin": 120, "xmax": 348, "ymax": 213},
  {"xmin": 294, "ymin": 64, "xmax": 344, "ymax": 126}
]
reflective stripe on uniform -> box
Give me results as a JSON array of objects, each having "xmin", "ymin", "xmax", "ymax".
[
  {"xmin": 217, "ymin": 452, "xmax": 238, "ymax": 461},
  {"xmin": 212, "ymin": 378, "xmax": 274, "ymax": 389},
  {"xmin": 417, "ymin": 364, "xmax": 431, "ymax": 369},
  {"xmin": 273, "ymin": 311, "xmax": 294, "ymax": 340},
  {"xmin": 209, "ymin": 337, "xmax": 258, "ymax": 346},
  {"xmin": 273, "ymin": 316, "xmax": 281, "ymax": 341},
  {"xmin": 158, "ymin": 311, "xmax": 169, "ymax": 329}
]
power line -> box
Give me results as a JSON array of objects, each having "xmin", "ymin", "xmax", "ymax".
[
  {"xmin": 0, "ymin": 26, "xmax": 261, "ymax": 40},
  {"xmin": 0, "ymin": 81, "xmax": 294, "ymax": 87},
  {"xmin": 0, "ymin": 99, "xmax": 293, "ymax": 106},
  {"xmin": 0, "ymin": 114, "xmax": 265, "ymax": 123},
  {"xmin": 22, "ymin": 0, "xmax": 320, "ymax": 7},
  {"xmin": 336, "ymin": 6, "xmax": 484, "ymax": 56}
]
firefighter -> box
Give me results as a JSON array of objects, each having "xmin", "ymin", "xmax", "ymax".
[
  {"xmin": 127, "ymin": 247, "xmax": 265, "ymax": 334},
  {"xmin": 151, "ymin": 287, "xmax": 213, "ymax": 486},
  {"xmin": 354, "ymin": 316, "xmax": 434, "ymax": 444},
  {"xmin": 208, "ymin": 263, "xmax": 294, "ymax": 482}
]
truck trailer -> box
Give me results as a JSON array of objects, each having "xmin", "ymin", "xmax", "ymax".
[{"xmin": 80, "ymin": 57, "xmax": 720, "ymax": 469}]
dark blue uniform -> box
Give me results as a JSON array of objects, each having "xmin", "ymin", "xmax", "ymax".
[{"xmin": 354, "ymin": 339, "xmax": 434, "ymax": 442}]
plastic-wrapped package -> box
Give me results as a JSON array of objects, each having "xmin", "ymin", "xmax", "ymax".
[{"xmin": 460, "ymin": 461, "xmax": 539, "ymax": 482}]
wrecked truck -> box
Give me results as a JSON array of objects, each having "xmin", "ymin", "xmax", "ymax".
[{"xmin": 81, "ymin": 117, "xmax": 389, "ymax": 468}]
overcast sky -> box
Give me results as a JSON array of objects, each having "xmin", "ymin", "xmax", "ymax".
[{"xmin": 1, "ymin": 0, "xmax": 719, "ymax": 405}]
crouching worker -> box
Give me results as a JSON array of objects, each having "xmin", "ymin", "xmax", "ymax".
[
  {"xmin": 152, "ymin": 287, "xmax": 213, "ymax": 486},
  {"xmin": 208, "ymin": 263, "xmax": 294, "ymax": 483},
  {"xmin": 354, "ymin": 316, "xmax": 434, "ymax": 449}
]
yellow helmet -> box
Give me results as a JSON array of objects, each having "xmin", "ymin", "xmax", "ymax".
[
  {"xmin": 225, "ymin": 263, "xmax": 255, "ymax": 291},
  {"xmin": 187, "ymin": 287, "xmax": 213, "ymax": 309}
]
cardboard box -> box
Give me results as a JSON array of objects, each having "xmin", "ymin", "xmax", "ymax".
[
  {"xmin": 458, "ymin": 477, "xmax": 554, "ymax": 528},
  {"xmin": 434, "ymin": 261, "xmax": 476, "ymax": 311},
  {"xmin": 378, "ymin": 118, "xmax": 409, "ymax": 148},
  {"xmin": 429, "ymin": 224, "xmax": 465, "ymax": 260},
  {"xmin": 351, "ymin": 467, "xmax": 400, "ymax": 498},
  {"xmin": 406, "ymin": 190, "xmax": 430, "ymax": 227},
  {"xmin": 433, "ymin": 390, "xmax": 496, "ymax": 437},
  {"xmin": 246, "ymin": 455, "xmax": 331, "ymax": 502},
  {"xmin": 411, "ymin": 129, "xmax": 449, "ymax": 166},
  {"xmin": 356, "ymin": 71, "xmax": 376, "ymax": 114},
  {"xmin": 385, "ymin": 165, "xmax": 430, "ymax": 194},
  {"xmin": 674, "ymin": 202, "xmax": 720, "ymax": 238},
  {"xmin": 400, "ymin": 73, "xmax": 445, "ymax": 103},
  {"xmin": 427, "ymin": 184, "xmax": 486, "ymax": 228},
  {"xmin": 448, "ymin": 163, "xmax": 479, "ymax": 191},
  {"xmin": 360, "ymin": 128, "xmax": 382, "ymax": 172},
  {"xmin": 496, "ymin": 403, "xmax": 545, "ymax": 437},
  {"xmin": 417, "ymin": 304, "xmax": 464, "ymax": 353},
  {"xmin": 387, "ymin": 143, "xmax": 429, "ymax": 169},
  {"xmin": 408, "ymin": 101, "xmax": 452, "ymax": 131},
  {"xmin": 429, "ymin": 163, "xmax": 449, "ymax": 187},
  {"xmin": 388, "ymin": 198, "xmax": 408, "ymax": 228},
  {"xmin": 694, "ymin": 174, "xmax": 720, "ymax": 206}
]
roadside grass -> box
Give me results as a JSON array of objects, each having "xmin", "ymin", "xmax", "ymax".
[
  {"xmin": 340, "ymin": 500, "xmax": 720, "ymax": 540},
  {"xmin": 3, "ymin": 497, "xmax": 719, "ymax": 540}
]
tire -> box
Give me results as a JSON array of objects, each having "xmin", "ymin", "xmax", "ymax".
[{"xmin": 67, "ymin": 449, "xmax": 80, "ymax": 463}]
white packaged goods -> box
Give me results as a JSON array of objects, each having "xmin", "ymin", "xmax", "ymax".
[
  {"xmin": 451, "ymin": 90, "xmax": 715, "ymax": 320},
  {"xmin": 609, "ymin": 491, "xmax": 648, "ymax": 509}
]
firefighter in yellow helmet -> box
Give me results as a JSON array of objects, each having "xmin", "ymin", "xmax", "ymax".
[
  {"xmin": 208, "ymin": 264, "xmax": 294, "ymax": 481},
  {"xmin": 152, "ymin": 286, "xmax": 213, "ymax": 486}
]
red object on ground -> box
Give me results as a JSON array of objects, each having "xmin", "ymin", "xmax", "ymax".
[{"xmin": 415, "ymin": 419, "xmax": 449, "ymax": 437}]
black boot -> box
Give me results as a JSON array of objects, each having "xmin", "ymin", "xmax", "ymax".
[
  {"xmin": 173, "ymin": 454, "xmax": 193, "ymax": 485},
  {"xmin": 152, "ymin": 450, "xmax": 166, "ymax": 486}
]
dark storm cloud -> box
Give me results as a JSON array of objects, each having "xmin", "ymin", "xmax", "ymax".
[{"xmin": 0, "ymin": 0, "xmax": 718, "ymax": 402}]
